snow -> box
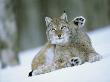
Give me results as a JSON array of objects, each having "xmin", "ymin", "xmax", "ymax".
[{"xmin": 0, "ymin": 26, "xmax": 110, "ymax": 82}]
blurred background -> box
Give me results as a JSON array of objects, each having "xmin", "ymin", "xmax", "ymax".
[{"xmin": 0, "ymin": 0, "xmax": 110, "ymax": 68}]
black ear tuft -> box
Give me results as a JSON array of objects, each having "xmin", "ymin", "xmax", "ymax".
[
  {"xmin": 60, "ymin": 11, "xmax": 68, "ymax": 22},
  {"xmin": 28, "ymin": 70, "xmax": 33, "ymax": 77}
]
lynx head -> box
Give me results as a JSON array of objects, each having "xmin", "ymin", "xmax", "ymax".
[
  {"xmin": 45, "ymin": 12, "xmax": 86, "ymax": 45},
  {"xmin": 45, "ymin": 12, "xmax": 71, "ymax": 45}
]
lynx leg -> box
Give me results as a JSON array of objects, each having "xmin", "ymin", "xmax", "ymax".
[
  {"xmin": 69, "ymin": 57, "xmax": 82, "ymax": 66},
  {"xmin": 73, "ymin": 16, "xmax": 85, "ymax": 27},
  {"xmin": 54, "ymin": 58, "xmax": 69, "ymax": 69},
  {"xmin": 88, "ymin": 52, "xmax": 102, "ymax": 63}
]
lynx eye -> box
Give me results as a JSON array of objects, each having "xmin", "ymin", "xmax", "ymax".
[
  {"xmin": 48, "ymin": 23, "xmax": 53, "ymax": 27},
  {"xmin": 61, "ymin": 26, "xmax": 66, "ymax": 30},
  {"xmin": 51, "ymin": 28, "xmax": 56, "ymax": 31}
]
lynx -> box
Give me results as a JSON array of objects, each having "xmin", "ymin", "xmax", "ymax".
[{"xmin": 28, "ymin": 12, "xmax": 102, "ymax": 77}]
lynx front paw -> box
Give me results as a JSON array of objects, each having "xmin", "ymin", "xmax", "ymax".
[
  {"xmin": 88, "ymin": 53, "xmax": 102, "ymax": 63},
  {"xmin": 73, "ymin": 16, "xmax": 85, "ymax": 27},
  {"xmin": 69, "ymin": 57, "xmax": 82, "ymax": 66}
]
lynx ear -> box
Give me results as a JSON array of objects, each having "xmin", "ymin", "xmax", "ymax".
[
  {"xmin": 60, "ymin": 12, "xmax": 68, "ymax": 22},
  {"xmin": 45, "ymin": 17, "xmax": 52, "ymax": 26},
  {"xmin": 72, "ymin": 16, "xmax": 86, "ymax": 28}
]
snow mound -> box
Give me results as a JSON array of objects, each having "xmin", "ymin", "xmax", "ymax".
[{"xmin": 1, "ymin": 26, "xmax": 110, "ymax": 82}]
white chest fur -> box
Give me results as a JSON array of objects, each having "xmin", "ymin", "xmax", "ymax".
[{"xmin": 45, "ymin": 46, "xmax": 54, "ymax": 64}]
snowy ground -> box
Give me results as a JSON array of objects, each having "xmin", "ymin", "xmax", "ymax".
[{"xmin": 0, "ymin": 26, "xmax": 110, "ymax": 82}]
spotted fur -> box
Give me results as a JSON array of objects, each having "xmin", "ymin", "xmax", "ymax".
[{"xmin": 29, "ymin": 12, "xmax": 102, "ymax": 76}]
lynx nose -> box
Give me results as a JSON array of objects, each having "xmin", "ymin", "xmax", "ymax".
[{"xmin": 58, "ymin": 34, "xmax": 61, "ymax": 38}]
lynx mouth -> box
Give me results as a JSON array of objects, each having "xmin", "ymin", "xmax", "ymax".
[
  {"xmin": 51, "ymin": 36, "xmax": 69, "ymax": 45},
  {"xmin": 58, "ymin": 37, "xmax": 63, "ymax": 39},
  {"xmin": 55, "ymin": 38, "xmax": 68, "ymax": 44},
  {"xmin": 56, "ymin": 38, "xmax": 63, "ymax": 41}
]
